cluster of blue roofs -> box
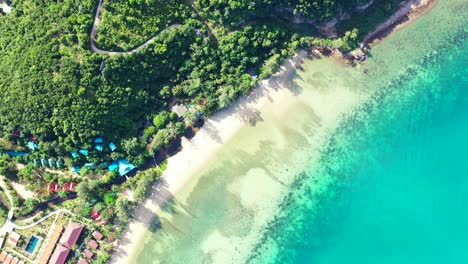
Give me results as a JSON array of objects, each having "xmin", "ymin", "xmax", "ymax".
[
  {"xmin": 70, "ymin": 137, "xmax": 135, "ymax": 176},
  {"xmin": 2, "ymin": 136, "xmax": 135, "ymax": 177}
]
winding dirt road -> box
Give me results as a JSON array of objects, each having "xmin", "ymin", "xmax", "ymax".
[{"xmin": 90, "ymin": 0, "xmax": 181, "ymax": 56}]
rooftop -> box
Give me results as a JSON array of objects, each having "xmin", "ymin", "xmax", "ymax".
[
  {"xmin": 60, "ymin": 222, "xmax": 84, "ymax": 248},
  {"xmin": 49, "ymin": 245, "xmax": 70, "ymax": 264},
  {"xmin": 8, "ymin": 232, "xmax": 21, "ymax": 247},
  {"xmin": 92, "ymin": 231, "xmax": 103, "ymax": 241}
]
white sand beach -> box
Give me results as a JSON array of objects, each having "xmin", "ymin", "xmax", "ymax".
[
  {"xmin": 109, "ymin": 50, "xmax": 312, "ymax": 264},
  {"xmin": 110, "ymin": 45, "xmax": 369, "ymax": 263}
]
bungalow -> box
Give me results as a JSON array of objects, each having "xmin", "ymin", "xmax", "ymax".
[
  {"xmin": 72, "ymin": 166, "xmax": 80, "ymax": 174},
  {"xmin": 92, "ymin": 231, "xmax": 103, "ymax": 241},
  {"xmin": 77, "ymin": 258, "xmax": 89, "ymax": 264},
  {"xmin": 84, "ymin": 163, "xmax": 97, "ymax": 170},
  {"xmin": 0, "ymin": 251, "xmax": 7, "ymax": 262},
  {"xmin": 10, "ymin": 257, "xmax": 19, "ymax": 264},
  {"xmin": 83, "ymin": 249, "xmax": 93, "ymax": 259},
  {"xmin": 95, "ymin": 144, "xmax": 103, "ymax": 152},
  {"xmin": 27, "ymin": 141, "xmax": 38, "ymax": 151},
  {"xmin": 48, "ymin": 158, "xmax": 56, "ymax": 168},
  {"xmin": 171, "ymin": 103, "xmax": 189, "ymax": 118},
  {"xmin": 108, "ymin": 159, "xmax": 136, "ymax": 176},
  {"xmin": 71, "ymin": 151, "xmax": 79, "ymax": 159},
  {"xmin": 78, "ymin": 149, "xmax": 88, "ymax": 156},
  {"xmin": 87, "ymin": 239, "xmax": 98, "ymax": 250},
  {"xmin": 94, "ymin": 137, "xmax": 103, "ymax": 144},
  {"xmin": 63, "ymin": 182, "xmax": 76, "ymax": 192},
  {"xmin": 34, "ymin": 159, "xmax": 41, "ymax": 167},
  {"xmin": 48, "ymin": 183, "xmax": 61, "ymax": 193},
  {"xmin": 59, "ymin": 222, "xmax": 84, "ymax": 249},
  {"xmin": 48, "ymin": 245, "xmax": 70, "ymax": 264},
  {"xmin": 4, "ymin": 254, "xmax": 12, "ymax": 264},
  {"xmin": 41, "ymin": 158, "xmax": 49, "ymax": 167},
  {"xmin": 90, "ymin": 210, "xmax": 101, "ymax": 221},
  {"xmin": 57, "ymin": 159, "xmax": 64, "ymax": 168},
  {"xmin": 108, "ymin": 142, "xmax": 117, "ymax": 151},
  {"xmin": 7, "ymin": 232, "xmax": 21, "ymax": 247}
]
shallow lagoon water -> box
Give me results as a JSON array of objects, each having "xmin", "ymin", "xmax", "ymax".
[{"xmin": 135, "ymin": 0, "xmax": 467, "ymax": 263}]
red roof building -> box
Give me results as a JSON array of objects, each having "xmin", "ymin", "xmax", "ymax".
[
  {"xmin": 90, "ymin": 210, "xmax": 101, "ymax": 221},
  {"xmin": 92, "ymin": 231, "xmax": 103, "ymax": 241},
  {"xmin": 0, "ymin": 251, "xmax": 7, "ymax": 262},
  {"xmin": 87, "ymin": 239, "xmax": 99, "ymax": 250},
  {"xmin": 7, "ymin": 232, "xmax": 21, "ymax": 247},
  {"xmin": 4, "ymin": 254, "xmax": 12, "ymax": 264},
  {"xmin": 59, "ymin": 222, "xmax": 84, "ymax": 248},
  {"xmin": 83, "ymin": 249, "xmax": 94, "ymax": 259},
  {"xmin": 62, "ymin": 182, "xmax": 76, "ymax": 192},
  {"xmin": 48, "ymin": 183, "xmax": 61, "ymax": 193},
  {"xmin": 48, "ymin": 245, "xmax": 70, "ymax": 264},
  {"xmin": 77, "ymin": 258, "xmax": 89, "ymax": 264}
]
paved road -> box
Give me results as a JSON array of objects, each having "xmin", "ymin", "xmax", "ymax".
[
  {"xmin": 14, "ymin": 209, "xmax": 71, "ymax": 230},
  {"xmin": 0, "ymin": 178, "xmax": 16, "ymax": 236}
]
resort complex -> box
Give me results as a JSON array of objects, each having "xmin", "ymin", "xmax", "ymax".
[{"xmin": 0, "ymin": 209, "xmax": 110, "ymax": 264}]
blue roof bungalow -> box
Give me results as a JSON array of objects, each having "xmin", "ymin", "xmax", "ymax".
[
  {"xmin": 48, "ymin": 158, "xmax": 57, "ymax": 168},
  {"xmin": 94, "ymin": 137, "xmax": 104, "ymax": 144},
  {"xmin": 34, "ymin": 159, "xmax": 41, "ymax": 167},
  {"xmin": 108, "ymin": 159, "xmax": 136, "ymax": 176},
  {"xmin": 41, "ymin": 158, "xmax": 49, "ymax": 167},
  {"xmin": 108, "ymin": 142, "xmax": 117, "ymax": 152},
  {"xmin": 84, "ymin": 163, "xmax": 98, "ymax": 170},
  {"xmin": 72, "ymin": 166, "xmax": 80, "ymax": 174},
  {"xmin": 95, "ymin": 144, "xmax": 103, "ymax": 152},
  {"xmin": 5, "ymin": 150, "xmax": 26, "ymax": 157},
  {"xmin": 79, "ymin": 149, "xmax": 88, "ymax": 156},
  {"xmin": 57, "ymin": 159, "xmax": 65, "ymax": 168},
  {"xmin": 71, "ymin": 151, "xmax": 79, "ymax": 159},
  {"xmin": 27, "ymin": 141, "xmax": 38, "ymax": 151}
]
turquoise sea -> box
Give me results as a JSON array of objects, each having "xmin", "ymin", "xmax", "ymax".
[{"xmin": 135, "ymin": 0, "xmax": 468, "ymax": 263}]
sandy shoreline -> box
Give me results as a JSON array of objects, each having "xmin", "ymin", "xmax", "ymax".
[
  {"xmin": 109, "ymin": 51, "xmax": 309, "ymax": 264},
  {"xmin": 110, "ymin": 0, "xmax": 437, "ymax": 262},
  {"xmin": 364, "ymin": 0, "xmax": 438, "ymax": 46}
]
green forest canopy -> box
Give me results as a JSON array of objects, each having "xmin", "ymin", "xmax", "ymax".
[{"xmin": 0, "ymin": 0, "xmax": 402, "ymax": 163}]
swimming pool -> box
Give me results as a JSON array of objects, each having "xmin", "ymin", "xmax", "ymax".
[{"xmin": 25, "ymin": 236, "xmax": 39, "ymax": 254}]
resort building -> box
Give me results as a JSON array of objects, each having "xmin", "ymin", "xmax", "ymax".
[
  {"xmin": 59, "ymin": 222, "xmax": 84, "ymax": 249},
  {"xmin": 91, "ymin": 231, "xmax": 103, "ymax": 241},
  {"xmin": 38, "ymin": 225, "xmax": 63, "ymax": 264},
  {"xmin": 87, "ymin": 239, "xmax": 98, "ymax": 250},
  {"xmin": 83, "ymin": 249, "xmax": 93, "ymax": 259},
  {"xmin": 171, "ymin": 104, "xmax": 189, "ymax": 118},
  {"xmin": 77, "ymin": 258, "xmax": 88, "ymax": 264},
  {"xmin": 48, "ymin": 245, "xmax": 69, "ymax": 264},
  {"xmin": 0, "ymin": 251, "xmax": 7, "ymax": 262},
  {"xmin": 4, "ymin": 254, "xmax": 12, "ymax": 264},
  {"xmin": 7, "ymin": 232, "xmax": 21, "ymax": 247}
]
